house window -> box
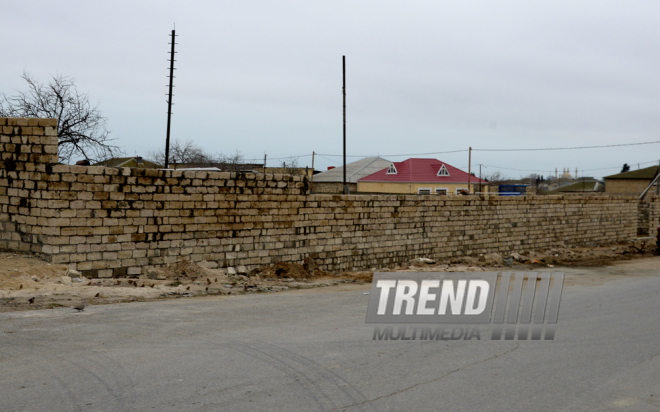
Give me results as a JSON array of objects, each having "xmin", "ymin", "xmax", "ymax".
[
  {"xmin": 386, "ymin": 163, "xmax": 397, "ymax": 174},
  {"xmin": 435, "ymin": 188, "xmax": 448, "ymax": 195},
  {"xmin": 418, "ymin": 188, "xmax": 431, "ymax": 195},
  {"xmin": 437, "ymin": 164, "xmax": 450, "ymax": 176},
  {"xmin": 455, "ymin": 188, "xmax": 468, "ymax": 195}
]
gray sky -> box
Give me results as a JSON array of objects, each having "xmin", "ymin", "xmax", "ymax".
[{"xmin": 3, "ymin": 0, "xmax": 660, "ymax": 179}]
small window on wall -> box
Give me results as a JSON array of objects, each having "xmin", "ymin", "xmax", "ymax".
[
  {"xmin": 435, "ymin": 188, "xmax": 448, "ymax": 195},
  {"xmin": 455, "ymin": 188, "xmax": 468, "ymax": 195},
  {"xmin": 418, "ymin": 188, "xmax": 431, "ymax": 195}
]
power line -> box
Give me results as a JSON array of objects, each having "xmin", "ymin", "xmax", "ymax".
[
  {"xmin": 285, "ymin": 140, "xmax": 660, "ymax": 161},
  {"xmin": 240, "ymin": 140, "xmax": 660, "ymax": 172},
  {"xmin": 242, "ymin": 154, "xmax": 312, "ymax": 162},
  {"xmin": 316, "ymin": 154, "xmax": 340, "ymax": 164},
  {"xmin": 480, "ymin": 158, "xmax": 660, "ymax": 175},
  {"xmin": 473, "ymin": 140, "xmax": 660, "ymax": 152},
  {"xmin": 482, "ymin": 165, "xmax": 550, "ymax": 173},
  {"xmin": 582, "ymin": 159, "xmax": 659, "ymax": 172},
  {"xmin": 316, "ymin": 149, "xmax": 468, "ymax": 158}
]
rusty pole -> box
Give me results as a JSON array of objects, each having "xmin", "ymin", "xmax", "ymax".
[{"xmin": 165, "ymin": 29, "xmax": 177, "ymax": 169}]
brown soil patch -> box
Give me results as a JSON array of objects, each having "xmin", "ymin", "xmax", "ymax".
[
  {"xmin": 163, "ymin": 260, "xmax": 205, "ymax": 279},
  {"xmin": 251, "ymin": 257, "xmax": 332, "ymax": 279},
  {"xmin": 0, "ymin": 239, "xmax": 657, "ymax": 312}
]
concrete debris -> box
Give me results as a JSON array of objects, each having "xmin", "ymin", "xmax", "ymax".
[
  {"xmin": 510, "ymin": 252, "xmax": 531, "ymax": 263},
  {"xmin": 198, "ymin": 260, "xmax": 218, "ymax": 269},
  {"xmin": 450, "ymin": 256, "xmax": 479, "ymax": 265},
  {"xmin": 250, "ymin": 260, "xmax": 327, "ymax": 280},
  {"xmin": 227, "ymin": 267, "xmax": 237, "ymax": 276},
  {"xmin": 237, "ymin": 265, "xmax": 248, "ymax": 275},
  {"xmin": 411, "ymin": 257, "xmax": 436, "ymax": 266},
  {"xmin": 270, "ymin": 286, "xmax": 289, "ymax": 291},
  {"xmin": 0, "ymin": 241, "xmax": 657, "ymax": 312},
  {"xmin": 147, "ymin": 268, "xmax": 166, "ymax": 280},
  {"xmin": 167, "ymin": 260, "xmax": 204, "ymax": 278},
  {"xmin": 65, "ymin": 268, "xmax": 81, "ymax": 277},
  {"xmin": 480, "ymin": 253, "xmax": 504, "ymax": 266}
]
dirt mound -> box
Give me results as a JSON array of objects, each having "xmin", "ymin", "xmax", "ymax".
[
  {"xmin": 163, "ymin": 260, "xmax": 205, "ymax": 279},
  {"xmin": 253, "ymin": 262, "xmax": 310, "ymax": 279},
  {"xmin": 0, "ymin": 252, "xmax": 68, "ymax": 290},
  {"xmin": 250, "ymin": 258, "xmax": 330, "ymax": 279},
  {"xmin": 340, "ymin": 271, "xmax": 373, "ymax": 282}
]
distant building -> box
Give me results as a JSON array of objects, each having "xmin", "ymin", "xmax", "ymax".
[
  {"xmin": 604, "ymin": 166, "xmax": 659, "ymax": 195},
  {"xmin": 94, "ymin": 157, "xmax": 162, "ymax": 169},
  {"xmin": 312, "ymin": 157, "xmax": 392, "ymax": 193},
  {"xmin": 168, "ymin": 162, "xmax": 263, "ymax": 171},
  {"xmin": 544, "ymin": 177, "xmax": 604, "ymax": 194},
  {"xmin": 559, "ymin": 168, "xmax": 574, "ymax": 181},
  {"xmin": 264, "ymin": 167, "xmax": 313, "ymax": 177},
  {"xmin": 357, "ymin": 158, "xmax": 487, "ymax": 195}
]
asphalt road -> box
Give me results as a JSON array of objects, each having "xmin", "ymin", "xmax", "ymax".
[{"xmin": 2, "ymin": 258, "xmax": 660, "ymax": 412}]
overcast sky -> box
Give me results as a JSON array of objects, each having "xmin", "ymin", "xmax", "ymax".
[{"xmin": 3, "ymin": 1, "xmax": 660, "ymax": 179}]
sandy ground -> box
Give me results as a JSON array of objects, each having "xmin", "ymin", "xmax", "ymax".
[{"xmin": 0, "ymin": 238, "xmax": 656, "ymax": 312}]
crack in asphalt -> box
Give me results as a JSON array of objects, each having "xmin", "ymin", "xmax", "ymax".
[{"xmin": 327, "ymin": 343, "xmax": 521, "ymax": 412}]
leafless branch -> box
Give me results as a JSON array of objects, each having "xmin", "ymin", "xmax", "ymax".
[{"xmin": 0, "ymin": 72, "xmax": 120, "ymax": 163}]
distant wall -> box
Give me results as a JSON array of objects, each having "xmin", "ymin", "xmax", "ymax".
[
  {"xmin": 605, "ymin": 178, "xmax": 651, "ymax": 195},
  {"xmin": 648, "ymin": 195, "xmax": 660, "ymax": 237},
  {"xmin": 312, "ymin": 182, "xmax": 357, "ymax": 194},
  {"xmin": 0, "ymin": 118, "xmax": 643, "ymax": 278}
]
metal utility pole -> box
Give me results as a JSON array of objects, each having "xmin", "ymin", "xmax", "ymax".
[
  {"xmin": 343, "ymin": 56, "xmax": 348, "ymax": 194},
  {"xmin": 467, "ymin": 147, "xmax": 472, "ymax": 194},
  {"xmin": 165, "ymin": 28, "xmax": 177, "ymax": 169},
  {"xmin": 263, "ymin": 154, "xmax": 267, "ymax": 174},
  {"xmin": 311, "ymin": 151, "xmax": 315, "ymax": 191},
  {"xmin": 477, "ymin": 164, "xmax": 486, "ymax": 194}
]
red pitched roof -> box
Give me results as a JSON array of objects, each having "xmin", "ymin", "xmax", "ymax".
[{"xmin": 358, "ymin": 158, "xmax": 487, "ymax": 183}]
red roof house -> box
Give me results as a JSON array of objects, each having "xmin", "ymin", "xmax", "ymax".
[{"xmin": 357, "ymin": 158, "xmax": 487, "ymax": 195}]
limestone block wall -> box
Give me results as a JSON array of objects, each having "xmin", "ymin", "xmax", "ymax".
[
  {"xmin": 0, "ymin": 118, "xmax": 642, "ymax": 278},
  {"xmin": 311, "ymin": 182, "xmax": 357, "ymax": 194},
  {"xmin": 0, "ymin": 118, "xmax": 59, "ymax": 253},
  {"xmin": 648, "ymin": 196, "xmax": 660, "ymax": 237}
]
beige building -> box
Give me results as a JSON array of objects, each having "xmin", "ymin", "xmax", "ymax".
[
  {"xmin": 94, "ymin": 157, "xmax": 162, "ymax": 169},
  {"xmin": 604, "ymin": 166, "xmax": 659, "ymax": 195},
  {"xmin": 311, "ymin": 157, "xmax": 392, "ymax": 193}
]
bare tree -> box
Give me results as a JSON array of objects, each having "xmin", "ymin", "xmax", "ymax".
[
  {"xmin": 483, "ymin": 171, "xmax": 508, "ymax": 183},
  {"xmin": 219, "ymin": 150, "xmax": 246, "ymax": 172},
  {"xmin": 280, "ymin": 158, "xmax": 305, "ymax": 175},
  {"xmin": 147, "ymin": 139, "xmax": 216, "ymax": 166},
  {"xmin": 0, "ymin": 72, "xmax": 120, "ymax": 163},
  {"xmin": 147, "ymin": 140, "xmax": 247, "ymax": 170}
]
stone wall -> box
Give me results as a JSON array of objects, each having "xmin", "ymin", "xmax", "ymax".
[
  {"xmin": 311, "ymin": 182, "xmax": 357, "ymax": 194},
  {"xmin": 605, "ymin": 178, "xmax": 652, "ymax": 195},
  {"xmin": 0, "ymin": 118, "xmax": 642, "ymax": 278},
  {"xmin": 648, "ymin": 195, "xmax": 660, "ymax": 238},
  {"xmin": 638, "ymin": 201, "xmax": 650, "ymax": 236}
]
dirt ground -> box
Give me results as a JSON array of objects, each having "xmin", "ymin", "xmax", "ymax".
[{"xmin": 0, "ymin": 238, "xmax": 656, "ymax": 312}]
